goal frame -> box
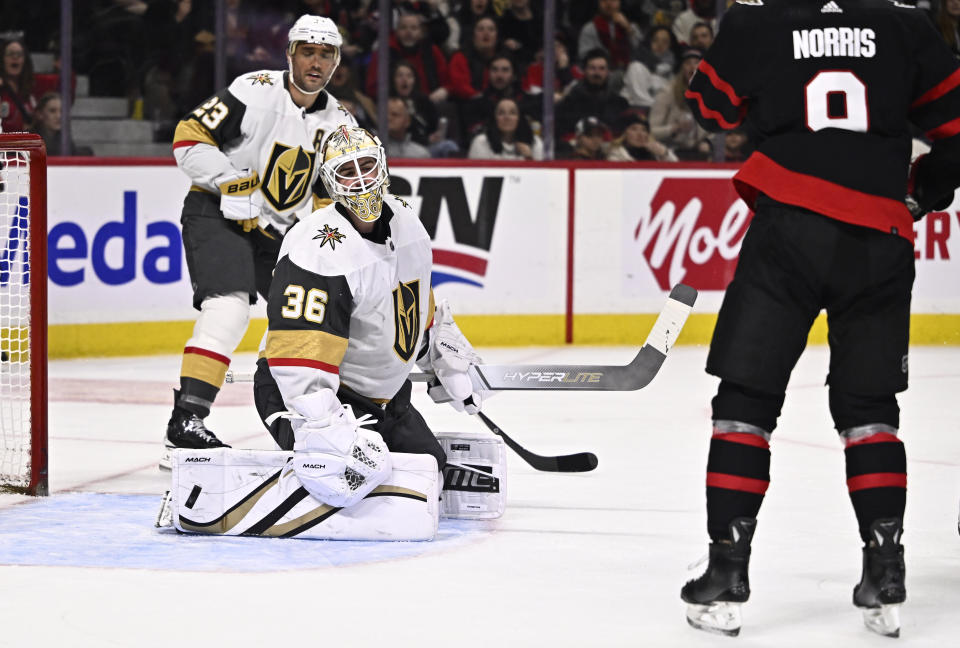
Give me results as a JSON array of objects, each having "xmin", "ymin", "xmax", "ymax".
[{"xmin": 0, "ymin": 133, "xmax": 48, "ymax": 496}]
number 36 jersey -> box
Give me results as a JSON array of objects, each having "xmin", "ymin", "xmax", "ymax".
[
  {"xmin": 172, "ymin": 69, "xmax": 356, "ymax": 232},
  {"xmin": 686, "ymin": 0, "xmax": 960, "ymax": 242},
  {"xmin": 262, "ymin": 194, "xmax": 435, "ymax": 406}
]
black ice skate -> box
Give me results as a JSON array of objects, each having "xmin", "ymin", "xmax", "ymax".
[
  {"xmin": 159, "ymin": 392, "xmax": 230, "ymax": 470},
  {"xmin": 681, "ymin": 517, "xmax": 757, "ymax": 637},
  {"xmin": 853, "ymin": 517, "xmax": 906, "ymax": 638}
]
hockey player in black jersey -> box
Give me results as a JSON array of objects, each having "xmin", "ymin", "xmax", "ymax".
[{"xmin": 680, "ymin": 0, "xmax": 960, "ymax": 638}]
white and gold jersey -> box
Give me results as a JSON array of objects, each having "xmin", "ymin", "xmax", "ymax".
[
  {"xmin": 172, "ymin": 69, "xmax": 357, "ymax": 231},
  {"xmin": 263, "ymin": 193, "xmax": 435, "ymax": 406}
]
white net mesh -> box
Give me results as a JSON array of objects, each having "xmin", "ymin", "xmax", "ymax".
[{"xmin": 0, "ymin": 149, "xmax": 34, "ymax": 491}]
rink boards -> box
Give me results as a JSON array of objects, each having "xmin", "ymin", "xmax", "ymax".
[{"xmin": 33, "ymin": 160, "xmax": 960, "ymax": 356}]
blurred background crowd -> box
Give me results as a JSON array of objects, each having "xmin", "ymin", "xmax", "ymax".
[{"xmin": 0, "ymin": 0, "xmax": 951, "ymax": 160}]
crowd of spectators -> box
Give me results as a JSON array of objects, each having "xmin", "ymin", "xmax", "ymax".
[{"xmin": 0, "ymin": 0, "xmax": 955, "ymax": 160}]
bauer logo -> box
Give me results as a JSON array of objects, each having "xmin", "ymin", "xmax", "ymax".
[
  {"xmin": 634, "ymin": 178, "xmax": 751, "ymax": 291},
  {"xmin": 390, "ymin": 174, "xmax": 503, "ymax": 289},
  {"xmin": 450, "ymin": 443, "xmax": 471, "ymax": 451},
  {"xmin": 443, "ymin": 464, "xmax": 499, "ymax": 492}
]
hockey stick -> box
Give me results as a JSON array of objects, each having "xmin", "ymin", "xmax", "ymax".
[
  {"xmin": 225, "ymin": 284, "xmax": 697, "ymax": 390},
  {"xmin": 411, "ymin": 283, "xmax": 697, "ymax": 395},
  {"xmin": 475, "ymin": 411, "xmax": 598, "ymax": 473}
]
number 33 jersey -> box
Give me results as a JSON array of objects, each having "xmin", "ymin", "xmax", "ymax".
[
  {"xmin": 686, "ymin": 0, "xmax": 960, "ymax": 242},
  {"xmin": 172, "ymin": 69, "xmax": 357, "ymax": 231},
  {"xmin": 262, "ymin": 193, "xmax": 435, "ymax": 405}
]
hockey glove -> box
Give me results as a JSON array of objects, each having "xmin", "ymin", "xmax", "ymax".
[
  {"xmin": 218, "ymin": 169, "xmax": 263, "ymax": 232},
  {"xmin": 906, "ymin": 154, "xmax": 955, "ymax": 221},
  {"xmin": 425, "ymin": 300, "xmax": 490, "ymax": 415},
  {"xmin": 287, "ymin": 390, "xmax": 392, "ymax": 508}
]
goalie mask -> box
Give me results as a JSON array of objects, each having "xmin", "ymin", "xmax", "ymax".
[
  {"xmin": 287, "ymin": 14, "xmax": 342, "ymax": 94},
  {"xmin": 320, "ymin": 127, "xmax": 390, "ymax": 223}
]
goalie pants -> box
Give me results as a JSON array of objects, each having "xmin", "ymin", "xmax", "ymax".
[
  {"xmin": 180, "ymin": 190, "xmax": 284, "ymax": 310},
  {"xmin": 253, "ymin": 358, "xmax": 447, "ymax": 469},
  {"xmin": 704, "ymin": 196, "xmax": 913, "ymax": 542}
]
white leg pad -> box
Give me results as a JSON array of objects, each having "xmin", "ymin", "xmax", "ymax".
[
  {"xmin": 169, "ymin": 448, "xmax": 439, "ymax": 540},
  {"xmin": 187, "ymin": 292, "xmax": 250, "ymax": 356},
  {"xmin": 437, "ymin": 431, "xmax": 507, "ymax": 519}
]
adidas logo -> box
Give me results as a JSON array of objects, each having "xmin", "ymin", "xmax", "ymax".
[{"xmin": 821, "ymin": 1, "xmax": 843, "ymax": 12}]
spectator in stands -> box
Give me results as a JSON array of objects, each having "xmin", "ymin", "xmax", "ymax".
[
  {"xmin": 562, "ymin": 115, "xmax": 609, "ymax": 160},
  {"xmin": 721, "ymin": 129, "xmax": 752, "ymax": 163},
  {"xmin": 556, "ymin": 48, "xmax": 629, "ymax": 140},
  {"xmin": 937, "ymin": 0, "xmax": 960, "ymax": 55},
  {"xmin": 30, "ymin": 91, "xmax": 93, "ymax": 156},
  {"xmin": 391, "ymin": 60, "xmax": 441, "ymax": 147},
  {"xmin": 0, "ymin": 37, "xmax": 36, "ymax": 132},
  {"xmin": 672, "ymin": 0, "xmax": 717, "ymax": 46},
  {"xmin": 577, "ymin": 0, "xmax": 643, "ymax": 71},
  {"xmin": 688, "ymin": 21, "xmax": 713, "ymax": 51},
  {"xmin": 607, "ymin": 111, "xmax": 677, "ymax": 162},
  {"xmin": 447, "ymin": 16, "xmax": 501, "ymax": 100},
  {"xmin": 385, "ymin": 96, "xmax": 432, "ymax": 158},
  {"xmin": 447, "ymin": 0, "xmax": 497, "ymax": 53},
  {"xmin": 619, "ymin": 26, "xmax": 677, "ymax": 108},
  {"xmin": 467, "ymin": 96, "xmax": 543, "ymax": 160},
  {"xmin": 328, "ymin": 64, "xmax": 378, "ymax": 132},
  {"xmin": 500, "ymin": 0, "xmax": 541, "ymax": 68},
  {"xmin": 394, "ymin": 1, "xmax": 452, "ymax": 50},
  {"xmin": 461, "ymin": 54, "xmax": 539, "ymax": 140},
  {"xmin": 522, "ymin": 35, "xmax": 583, "ymax": 102},
  {"xmin": 649, "ymin": 48, "xmax": 710, "ymax": 160},
  {"xmin": 366, "ymin": 10, "xmax": 450, "ymax": 103}
]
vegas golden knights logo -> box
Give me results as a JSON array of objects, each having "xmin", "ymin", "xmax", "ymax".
[
  {"xmin": 262, "ymin": 143, "xmax": 317, "ymax": 212},
  {"xmin": 392, "ymin": 280, "xmax": 421, "ymax": 362}
]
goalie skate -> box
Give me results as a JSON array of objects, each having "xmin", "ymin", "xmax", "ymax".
[
  {"xmin": 685, "ymin": 602, "xmax": 742, "ymax": 637},
  {"xmin": 154, "ymin": 490, "xmax": 173, "ymax": 528},
  {"xmin": 861, "ymin": 604, "xmax": 901, "ymax": 638}
]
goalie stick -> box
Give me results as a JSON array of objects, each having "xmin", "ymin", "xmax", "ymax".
[
  {"xmin": 475, "ymin": 411, "xmax": 598, "ymax": 473},
  {"xmin": 224, "ymin": 284, "xmax": 697, "ymax": 392}
]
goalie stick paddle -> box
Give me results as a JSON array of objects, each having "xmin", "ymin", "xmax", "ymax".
[
  {"xmin": 409, "ymin": 283, "xmax": 697, "ymax": 394},
  {"xmin": 475, "ymin": 411, "xmax": 598, "ymax": 473}
]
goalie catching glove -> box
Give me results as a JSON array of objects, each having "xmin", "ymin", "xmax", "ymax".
[
  {"xmin": 419, "ymin": 300, "xmax": 491, "ymax": 414},
  {"xmin": 287, "ymin": 390, "xmax": 392, "ymax": 508},
  {"xmin": 217, "ymin": 168, "xmax": 263, "ymax": 232}
]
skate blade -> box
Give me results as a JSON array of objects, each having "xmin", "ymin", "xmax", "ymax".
[
  {"xmin": 862, "ymin": 604, "xmax": 900, "ymax": 638},
  {"xmin": 154, "ymin": 490, "xmax": 173, "ymax": 528},
  {"xmin": 686, "ymin": 602, "xmax": 742, "ymax": 637}
]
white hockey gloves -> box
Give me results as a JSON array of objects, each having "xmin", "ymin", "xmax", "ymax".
[
  {"xmin": 287, "ymin": 390, "xmax": 392, "ymax": 508},
  {"xmin": 423, "ymin": 300, "xmax": 490, "ymax": 415},
  {"xmin": 217, "ymin": 169, "xmax": 263, "ymax": 232}
]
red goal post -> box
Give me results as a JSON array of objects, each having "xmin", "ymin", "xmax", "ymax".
[{"xmin": 0, "ymin": 133, "xmax": 48, "ymax": 496}]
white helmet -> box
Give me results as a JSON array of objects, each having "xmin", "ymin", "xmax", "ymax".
[
  {"xmin": 320, "ymin": 126, "xmax": 390, "ymax": 223},
  {"xmin": 287, "ymin": 15, "xmax": 342, "ymax": 95}
]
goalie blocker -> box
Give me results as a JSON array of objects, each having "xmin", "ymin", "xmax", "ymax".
[{"xmin": 158, "ymin": 433, "xmax": 506, "ymax": 540}]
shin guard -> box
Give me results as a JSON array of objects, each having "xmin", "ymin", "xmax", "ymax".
[
  {"xmin": 841, "ymin": 426, "xmax": 907, "ymax": 543},
  {"xmin": 706, "ymin": 424, "xmax": 771, "ymax": 543}
]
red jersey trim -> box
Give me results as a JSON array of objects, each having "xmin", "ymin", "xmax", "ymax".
[
  {"xmin": 847, "ymin": 472, "xmax": 907, "ymax": 492},
  {"xmin": 684, "ymin": 89, "xmax": 745, "ymax": 129},
  {"xmin": 267, "ymin": 358, "xmax": 340, "ymax": 374},
  {"xmin": 926, "ymin": 115, "xmax": 960, "ymax": 140},
  {"xmin": 911, "ymin": 67, "xmax": 960, "ymax": 109},
  {"xmin": 184, "ymin": 346, "xmax": 230, "ymax": 366},
  {"xmin": 733, "ymin": 152, "xmax": 915, "ymax": 243},
  {"xmin": 698, "ymin": 60, "xmax": 746, "ymax": 108},
  {"xmin": 172, "ymin": 140, "xmax": 201, "ymax": 150},
  {"xmin": 706, "ymin": 472, "xmax": 770, "ymax": 495},
  {"xmin": 711, "ymin": 430, "xmax": 770, "ymax": 449}
]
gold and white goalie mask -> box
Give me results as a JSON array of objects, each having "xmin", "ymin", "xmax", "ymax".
[{"xmin": 320, "ymin": 126, "xmax": 389, "ymax": 223}]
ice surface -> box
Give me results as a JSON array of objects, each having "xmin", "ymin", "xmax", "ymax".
[{"xmin": 1, "ymin": 346, "xmax": 958, "ymax": 647}]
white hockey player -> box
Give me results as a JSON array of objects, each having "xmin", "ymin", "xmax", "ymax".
[
  {"xmin": 161, "ymin": 15, "xmax": 358, "ymax": 469},
  {"xmin": 156, "ymin": 127, "xmax": 505, "ymax": 540}
]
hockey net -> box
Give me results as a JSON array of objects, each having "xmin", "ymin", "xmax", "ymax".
[{"xmin": 0, "ymin": 134, "xmax": 47, "ymax": 496}]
